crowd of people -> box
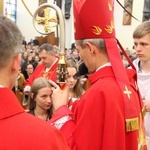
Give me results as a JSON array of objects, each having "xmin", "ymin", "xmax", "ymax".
[
  {"xmin": 0, "ymin": 0, "xmax": 150, "ymax": 149},
  {"xmin": 13, "ymin": 40, "xmax": 83, "ymax": 109}
]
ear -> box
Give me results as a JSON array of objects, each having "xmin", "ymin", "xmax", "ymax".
[
  {"xmin": 85, "ymin": 42, "xmax": 96, "ymax": 55},
  {"xmin": 51, "ymin": 52, "xmax": 55, "ymax": 57},
  {"xmin": 11, "ymin": 54, "xmax": 21, "ymax": 73}
]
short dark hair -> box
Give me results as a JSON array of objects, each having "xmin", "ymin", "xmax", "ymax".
[{"xmin": 38, "ymin": 43, "xmax": 54, "ymax": 53}]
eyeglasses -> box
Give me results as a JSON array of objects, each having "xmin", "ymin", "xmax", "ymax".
[{"xmin": 27, "ymin": 68, "xmax": 33, "ymax": 69}]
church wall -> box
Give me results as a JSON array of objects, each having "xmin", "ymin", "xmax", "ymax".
[
  {"xmin": 114, "ymin": 0, "xmax": 144, "ymax": 50},
  {"xmin": 16, "ymin": 0, "xmax": 144, "ymax": 50},
  {"xmin": 17, "ymin": 0, "xmax": 39, "ymax": 43}
]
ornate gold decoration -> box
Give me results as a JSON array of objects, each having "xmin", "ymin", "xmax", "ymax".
[
  {"xmin": 108, "ymin": 0, "xmax": 113, "ymax": 11},
  {"xmin": 33, "ymin": 3, "xmax": 65, "ymax": 53},
  {"xmin": 142, "ymin": 107, "xmax": 146, "ymax": 119},
  {"xmin": 126, "ymin": 117, "xmax": 139, "ymax": 132},
  {"xmin": 91, "ymin": 26, "xmax": 102, "ymax": 35},
  {"xmin": 105, "ymin": 20, "xmax": 114, "ymax": 34},
  {"xmin": 40, "ymin": 69, "xmax": 54, "ymax": 79},
  {"xmin": 138, "ymin": 113, "xmax": 147, "ymax": 150},
  {"xmin": 123, "ymin": 85, "xmax": 132, "ymax": 99},
  {"xmin": 36, "ymin": 7, "xmax": 57, "ymax": 33}
]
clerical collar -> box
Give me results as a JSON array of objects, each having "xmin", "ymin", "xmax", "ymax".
[
  {"xmin": 45, "ymin": 57, "xmax": 58, "ymax": 72},
  {"xmin": 96, "ymin": 62, "xmax": 111, "ymax": 72},
  {"xmin": 45, "ymin": 67, "xmax": 50, "ymax": 72},
  {"xmin": 0, "ymin": 85, "xmax": 4, "ymax": 88}
]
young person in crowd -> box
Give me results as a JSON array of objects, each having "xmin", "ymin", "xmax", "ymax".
[
  {"xmin": 32, "ymin": 54, "xmax": 40, "ymax": 69},
  {"xmin": 133, "ymin": 21, "xmax": 150, "ymax": 149},
  {"xmin": 66, "ymin": 58, "xmax": 84, "ymax": 111},
  {"xmin": 24, "ymin": 63, "xmax": 34, "ymax": 80},
  {"xmin": 28, "ymin": 77, "xmax": 53, "ymax": 121}
]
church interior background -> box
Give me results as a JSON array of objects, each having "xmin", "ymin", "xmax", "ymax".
[{"xmin": 0, "ymin": 0, "xmax": 148, "ymax": 51}]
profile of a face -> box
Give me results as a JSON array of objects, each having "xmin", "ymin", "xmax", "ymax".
[{"xmin": 66, "ymin": 67, "xmax": 77, "ymax": 89}]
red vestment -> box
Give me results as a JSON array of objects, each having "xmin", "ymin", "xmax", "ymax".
[
  {"xmin": 51, "ymin": 66, "xmax": 146, "ymax": 150},
  {"xmin": 25, "ymin": 60, "xmax": 58, "ymax": 86},
  {"xmin": 0, "ymin": 88, "xmax": 69, "ymax": 150}
]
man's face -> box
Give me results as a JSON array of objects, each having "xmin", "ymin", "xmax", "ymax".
[
  {"xmin": 39, "ymin": 49, "xmax": 53, "ymax": 68},
  {"xmin": 134, "ymin": 34, "xmax": 150, "ymax": 62}
]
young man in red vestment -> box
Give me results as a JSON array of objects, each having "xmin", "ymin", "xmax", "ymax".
[
  {"xmin": 24, "ymin": 43, "xmax": 59, "ymax": 93},
  {"xmin": 48, "ymin": 0, "xmax": 147, "ymax": 150},
  {"xmin": 0, "ymin": 15, "xmax": 69, "ymax": 150}
]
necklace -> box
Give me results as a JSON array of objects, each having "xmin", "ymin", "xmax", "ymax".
[
  {"xmin": 142, "ymin": 87, "xmax": 150, "ymax": 100},
  {"xmin": 141, "ymin": 83, "xmax": 150, "ymax": 100},
  {"xmin": 33, "ymin": 109, "xmax": 49, "ymax": 121}
]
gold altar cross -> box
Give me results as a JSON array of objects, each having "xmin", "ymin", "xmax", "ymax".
[
  {"xmin": 123, "ymin": 85, "xmax": 132, "ymax": 99},
  {"xmin": 37, "ymin": 7, "xmax": 57, "ymax": 33}
]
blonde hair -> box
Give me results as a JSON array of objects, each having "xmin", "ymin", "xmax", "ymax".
[{"xmin": 133, "ymin": 21, "xmax": 150, "ymax": 38}]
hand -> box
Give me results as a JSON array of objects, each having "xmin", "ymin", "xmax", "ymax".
[
  {"xmin": 49, "ymin": 80, "xmax": 69, "ymax": 111},
  {"xmin": 143, "ymin": 100, "xmax": 150, "ymax": 112}
]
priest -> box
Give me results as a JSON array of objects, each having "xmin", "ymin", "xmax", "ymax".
[{"xmin": 24, "ymin": 43, "xmax": 58, "ymax": 93}]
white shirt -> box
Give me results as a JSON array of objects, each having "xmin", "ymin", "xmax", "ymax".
[{"xmin": 133, "ymin": 58, "xmax": 150, "ymax": 149}]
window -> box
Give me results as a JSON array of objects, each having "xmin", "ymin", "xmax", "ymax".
[{"xmin": 5, "ymin": 0, "xmax": 17, "ymax": 22}]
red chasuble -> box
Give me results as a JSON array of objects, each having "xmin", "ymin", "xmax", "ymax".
[
  {"xmin": 72, "ymin": 66, "xmax": 144, "ymax": 150},
  {"xmin": 51, "ymin": 66, "xmax": 146, "ymax": 150},
  {"xmin": 0, "ymin": 88, "xmax": 69, "ymax": 150},
  {"xmin": 25, "ymin": 60, "xmax": 58, "ymax": 86}
]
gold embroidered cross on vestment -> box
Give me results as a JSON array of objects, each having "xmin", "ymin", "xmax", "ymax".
[{"xmin": 123, "ymin": 85, "xmax": 132, "ymax": 99}]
